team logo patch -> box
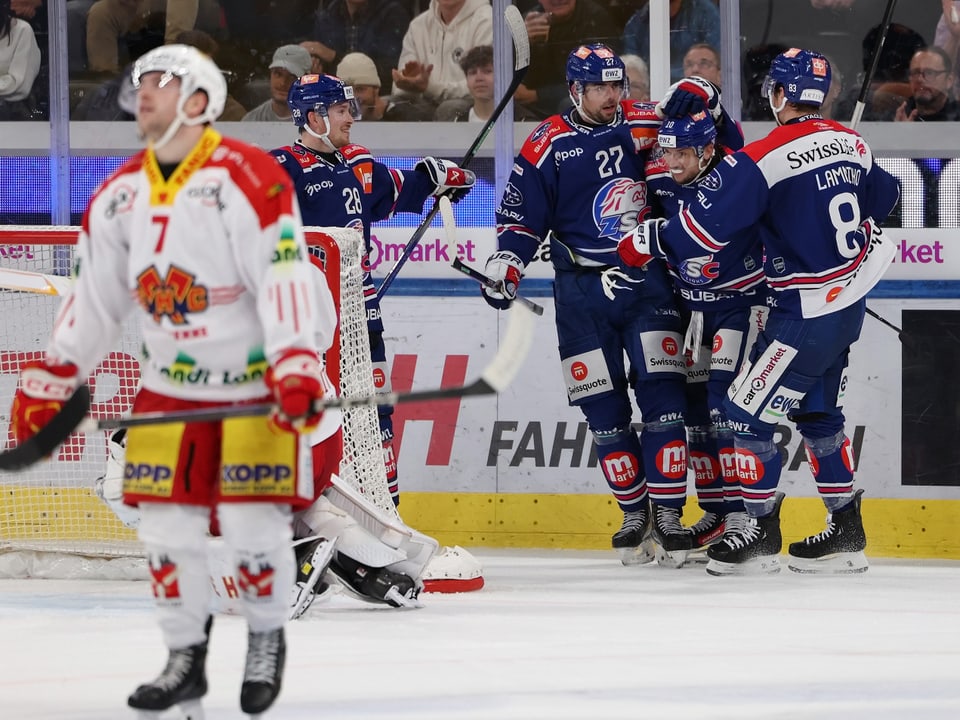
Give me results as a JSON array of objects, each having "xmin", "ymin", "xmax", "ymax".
[
  {"xmin": 677, "ymin": 255, "xmax": 720, "ymax": 286},
  {"xmin": 699, "ymin": 170, "xmax": 722, "ymax": 192},
  {"xmin": 812, "ymin": 58, "xmax": 828, "ymax": 77},
  {"xmin": 137, "ymin": 264, "xmax": 209, "ymax": 325},
  {"xmin": 503, "ymin": 182, "xmax": 523, "ymax": 206},
  {"xmin": 592, "ymin": 178, "xmax": 647, "ymax": 239}
]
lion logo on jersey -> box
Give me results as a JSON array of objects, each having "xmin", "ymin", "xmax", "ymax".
[{"xmin": 593, "ymin": 178, "xmax": 648, "ymax": 239}]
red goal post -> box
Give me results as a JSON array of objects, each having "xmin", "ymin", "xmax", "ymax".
[{"xmin": 0, "ymin": 224, "xmax": 395, "ymax": 569}]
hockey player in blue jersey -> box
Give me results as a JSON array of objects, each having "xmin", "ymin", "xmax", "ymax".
[
  {"xmin": 270, "ymin": 73, "xmax": 475, "ymax": 507},
  {"xmin": 481, "ymin": 43, "xmax": 724, "ymax": 566},
  {"xmin": 634, "ymin": 111, "xmax": 766, "ymax": 564},
  {"xmin": 618, "ymin": 49, "xmax": 901, "ymax": 575}
]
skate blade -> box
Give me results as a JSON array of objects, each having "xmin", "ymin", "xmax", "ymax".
[
  {"xmin": 684, "ymin": 548, "xmax": 711, "ymax": 565},
  {"xmin": 787, "ymin": 551, "xmax": 869, "ymax": 575},
  {"xmin": 134, "ymin": 699, "xmax": 204, "ymax": 720},
  {"xmin": 705, "ymin": 554, "xmax": 781, "ymax": 576},
  {"xmin": 654, "ymin": 544, "xmax": 689, "ymax": 569},
  {"xmin": 616, "ymin": 540, "xmax": 656, "ymax": 566}
]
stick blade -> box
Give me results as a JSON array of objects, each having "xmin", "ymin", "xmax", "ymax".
[
  {"xmin": 503, "ymin": 5, "xmax": 530, "ymax": 71},
  {"xmin": 0, "ymin": 268, "xmax": 73, "ymax": 296},
  {"xmin": 438, "ymin": 195, "xmax": 458, "ymax": 260},
  {"xmin": 480, "ymin": 302, "xmax": 536, "ymax": 392},
  {"xmin": 0, "ymin": 385, "xmax": 91, "ymax": 471}
]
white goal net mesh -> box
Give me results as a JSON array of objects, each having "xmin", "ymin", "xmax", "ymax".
[{"xmin": 0, "ymin": 226, "xmax": 396, "ymax": 571}]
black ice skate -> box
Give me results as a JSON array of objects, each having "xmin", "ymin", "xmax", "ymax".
[
  {"xmin": 706, "ymin": 493, "xmax": 784, "ymax": 576},
  {"xmin": 329, "ymin": 552, "xmax": 421, "ymax": 607},
  {"xmin": 684, "ymin": 511, "xmax": 725, "ymax": 564},
  {"xmin": 651, "ymin": 504, "xmax": 694, "ymax": 568},
  {"xmin": 788, "ymin": 489, "xmax": 868, "ymax": 574},
  {"xmin": 241, "ymin": 627, "xmax": 285, "ymax": 717},
  {"xmin": 289, "ymin": 535, "xmax": 337, "ymax": 620},
  {"xmin": 611, "ymin": 507, "xmax": 655, "ymax": 566},
  {"xmin": 128, "ymin": 617, "xmax": 211, "ymax": 719}
]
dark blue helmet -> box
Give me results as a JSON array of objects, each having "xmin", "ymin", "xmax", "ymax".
[
  {"xmin": 566, "ymin": 43, "xmax": 626, "ymax": 88},
  {"xmin": 658, "ymin": 111, "xmax": 717, "ymax": 155},
  {"xmin": 761, "ymin": 48, "xmax": 831, "ymax": 107},
  {"xmin": 287, "ymin": 73, "xmax": 360, "ymax": 127}
]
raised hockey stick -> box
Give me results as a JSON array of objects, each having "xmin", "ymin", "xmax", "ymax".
[
  {"xmin": 438, "ymin": 195, "xmax": 544, "ymax": 316},
  {"xmin": 375, "ymin": 4, "xmax": 530, "ymax": 301},
  {"xmin": 0, "ymin": 303, "xmax": 535, "ymax": 471}
]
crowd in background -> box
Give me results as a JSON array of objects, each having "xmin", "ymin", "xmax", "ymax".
[{"xmin": 1, "ymin": 0, "xmax": 958, "ymax": 124}]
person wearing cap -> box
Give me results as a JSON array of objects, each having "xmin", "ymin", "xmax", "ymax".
[
  {"xmin": 336, "ymin": 52, "xmax": 387, "ymax": 120},
  {"xmin": 242, "ymin": 43, "xmax": 313, "ymax": 122}
]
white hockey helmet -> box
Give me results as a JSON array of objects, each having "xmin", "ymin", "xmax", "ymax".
[{"xmin": 132, "ymin": 44, "xmax": 226, "ymax": 146}]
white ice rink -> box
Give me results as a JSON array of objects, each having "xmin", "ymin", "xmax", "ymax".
[{"xmin": 2, "ymin": 549, "xmax": 959, "ymax": 720}]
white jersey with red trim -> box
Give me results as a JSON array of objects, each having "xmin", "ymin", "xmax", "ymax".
[
  {"xmin": 49, "ymin": 127, "xmax": 335, "ymax": 402},
  {"xmin": 659, "ymin": 116, "xmax": 901, "ymax": 318}
]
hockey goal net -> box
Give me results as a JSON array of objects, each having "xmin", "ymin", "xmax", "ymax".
[{"xmin": 0, "ymin": 225, "xmax": 395, "ymax": 575}]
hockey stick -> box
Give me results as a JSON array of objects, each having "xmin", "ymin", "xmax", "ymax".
[
  {"xmin": 0, "ymin": 304, "xmax": 535, "ymax": 471},
  {"xmin": 438, "ymin": 195, "xmax": 544, "ymax": 316},
  {"xmin": 0, "ymin": 267, "xmax": 72, "ymax": 296},
  {"xmin": 375, "ymin": 4, "xmax": 530, "ymax": 301}
]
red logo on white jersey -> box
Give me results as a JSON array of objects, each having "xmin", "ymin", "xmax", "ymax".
[
  {"xmin": 238, "ymin": 562, "xmax": 276, "ymax": 598},
  {"xmin": 713, "ymin": 334, "xmax": 723, "ymax": 353},
  {"xmin": 149, "ymin": 555, "xmax": 180, "ymax": 599},
  {"xmin": 570, "ymin": 361, "xmax": 588, "ymax": 380},
  {"xmin": 662, "ymin": 337, "xmax": 679, "ymax": 356},
  {"xmin": 372, "ymin": 367, "xmax": 386, "ymax": 389}
]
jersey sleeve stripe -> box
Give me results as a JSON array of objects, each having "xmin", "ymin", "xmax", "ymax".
[{"xmin": 678, "ymin": 208, "xmax": 724, "ymax": 252}]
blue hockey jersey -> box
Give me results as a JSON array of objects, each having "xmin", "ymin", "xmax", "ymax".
[{"xmin": 659, "ymin": 116, "xmax": 901, "ymax": 318}]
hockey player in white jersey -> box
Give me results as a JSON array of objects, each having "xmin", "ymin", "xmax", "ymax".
[{"xmin": 619, "ymin": 49, "xmax": 900, "ymax": 576}]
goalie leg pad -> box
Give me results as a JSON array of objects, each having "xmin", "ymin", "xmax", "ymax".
[
  {"xmin": 298, "ymin": 494, "xmax": 409, "ymax": 569},
  {"xmin": 329, "ymin": 552, "xmax": 421, "ymax": 608},
  {"xmin": 94, "ymin": 429, "xmax": 142, "ymax": 529}
]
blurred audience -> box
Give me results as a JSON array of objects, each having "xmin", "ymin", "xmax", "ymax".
[
  {"xmin": 741, "ymin": 42, "xmax": 786, "ymax": 120},
  {"xmin": 935, "ymin": 0, "xmax": 960, "ymax": 96},
  {"xmin": 307, "ymin": 0, "xmax": 411, "ymax": 92},
  {"xmin": 242, "ymin": 44, "xmax": 312, "ymax": 122},
  {"xmin": 516, "ymin": 0, "xmax": 621, "ymax": 119},
  {"xmin": 894, "ymin": 45, "xmax": 960, "ymax": 121},
  {"xmin": 178, "ymin": 28, "xmax": 246, "ymax": 120},
  {"xmin": 438, "ymin": 43, "xmax": 492, "ymax": 121},
  {"xmin": 682, "ymin": 42, "xmax": 721, "ymax": 87},
  {"xmin": 10, "ymin": 0, "xmax": 41, "ymax": 19},
  {"xmin": 389, "ymin": 0, "xmax": 492, "ymax": 121},
  {"xmin": 336, "ymin": 51, "xmax": 387, "ymax": 120},
  {"xmin": 622, "ymin": 0, "xmax": 720, "ymax": 83},
  {"xmin": 821, "ymin": 54, "xmax": 844, "ymax": 120},
  {"xmin": 0, "ymin": 0, "xmax": 41, "ymax": 119},
  {"xmin": 621, "ymin": 53, "xmax": 650, "ymax": 101}
]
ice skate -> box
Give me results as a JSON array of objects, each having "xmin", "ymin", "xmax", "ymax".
[
  {"xmin": 705, "ymin": 493, "xmax": 784, "ymax": 576},
  {"xmin": 128, "ymin": 623, "xmax": 209, "ymax": 720},
  {"xmin": 684, "ymin": 510, "xmax": 725, "ymax": 564},
  {"xmin": 241, "ymin": 627, "xmax": 285, "ymax": 717},
  {"xmin": 651, "ymin": 504, "xmax": 693, "ymax": 568},
  {"xmin": 788, "ymin": 489, "xmax": 868, "ymax": 574},
  {"xmin": 611, "ymin": 507, "xmax": 655, "ymax": 566},
  {"xmin": 289, "ymin": 535, "xmax": 337, "ymax": 620},
  {"xmin": 329, "ymin": 552, "xmax": 421, "ymax": 608}
]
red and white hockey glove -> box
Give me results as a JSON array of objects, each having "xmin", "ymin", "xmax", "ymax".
[
  {"xmin": 265, "ymin": 349, "xmax": 327, "ymax": 432},
  {"xmin": 618, "ymin": 218, "xmax": 666, "ymax": 268},
  {"xmin": 10, "ymin": 359, "xmax": 80, "ymax": 446},
  {"xmin": 480, "ymin": 250, "xmax": 524, "ymax": 310},
  {"xmin": 414, "ymin": 157, "xmax": 476, "ymax": 203},
  {"xmin": 657, "ymin": 77, "xmax": 722, "ymax": 120}
]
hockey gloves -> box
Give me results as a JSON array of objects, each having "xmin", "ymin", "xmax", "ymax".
[
  {"xmin": 617, "ymin": 218, "xmax": 666, "ymax": 269},
  {"xmin": 10, "ymin": 359, "xmax": 80, "ymax": 446},
  {"xmin": 657, "ymin": 77, "xmax": 722, "ymax": 120},
  {"xmin": 480, "ymin": 250, "xmax": 524, "ymax": 310},
  {"xmin": 266, "ymin": 349, "xmax": 327, "ymax": 432},
  {"xmin": 414, "ymin": 157, "xmax": 476, "ymax": 203}
]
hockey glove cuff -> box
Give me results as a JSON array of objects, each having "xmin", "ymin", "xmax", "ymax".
[
  {"xmin": 618, "ymin": 219, "xmax": 666, "ymax": 268},
  {"xmin": 266, "ymin": 349, "xmax": 327, "ymax": 432},
  {"xmin": 414, "ymin": 157, "xmax": 476, "ymax": 203},
  {"xmin": 11, "ymin": 359, "xmax": 80, "ymax": 446},
  {"xmin": 481, "ymin": 250, "xmax": 524, "ymax": 311},
  {"xmin": 657, "ymin": 77, "xmax": 722, "ymax": 120}
]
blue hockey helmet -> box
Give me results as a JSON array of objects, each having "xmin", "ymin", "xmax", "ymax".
[
  {"xmin": 566, "ymin": 43, "xmax": 626, "ymax": 87},
  {"xmin": 761, "ymin": 48, "xmax": 831, "ymax": 107},
  {"xmin": 287, "ymin": 73, "xmax": 361, "ymax": 128},
  {"xmin": 658, "ymin": 111, "xmax": 717, "ymax": 156}
]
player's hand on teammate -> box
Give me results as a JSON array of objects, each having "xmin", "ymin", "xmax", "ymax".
[
  {"xmin": 617, "ymin": 218, "xmax": 666, "ymax": 268},
  {"xmin": 10, "ymin": 359, "xmax": 80, "ymax": 446},
  {"xmin": 414, "ymin": 157, "xmax": 476, "ymax": 203},
  {"xmin": 657, "ymin": 77, "xmax": 722, "ymax": 120},
  {"xmin": 480, "ymin": 250, "xmax": 524, "ymax": 310},
  {"xmin": 266, "ymin": 349, "xmax": 327, "ymax": 432}
]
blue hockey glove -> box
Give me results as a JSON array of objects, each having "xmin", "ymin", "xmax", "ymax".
[
  {"xmin": 657, "ymin": 77, "xmax": 722, "ymax": 120},
  {"xmin": 617, "ymin": 219, "xmax": 665, "ymax": 268},
  {"xmin": 414, "ymin": 157, "xmax": 476, "ymax": 203},
  {"xmin": 480, "ymin": 250, "xmax": 524, "ymax": 310}
]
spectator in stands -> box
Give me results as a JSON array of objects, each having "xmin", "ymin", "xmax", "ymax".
[
  {"xmin": 741, "ymin": 42, "xmax": 787, "ymax": 120},
  {"xmin": 439, "ymin": 43, "xmax": 493, "ymax": 121},
  {"xmin": 515, "ymin": 0, "xmax": 621, "ymax": 119},
  {"xmin": 10, "ymin": 0, "xmax": 41, "ymax": 20},
  {"xmin": 622, "ymin": 0, "xmax": 720, "ymax": 83},
  {"xmin": 821, "ymin": 53, "xmax": 844, "ymax": 120},
  {"xmin": 935, "ymin": 1, "xmax": 960, "ymax": 96},
  {"xmin": 682, "ymin": 42, "xmax": 721, "ymax": 87},
  {"xmin": 301, "ymin": 41, "xmax": 326, "ymax": 76},
  {"xmin": 621, "ymin": 53, "xmax": 650, "ymax": 101},
  {"xmin": 336, "ymin": 51, "xmax": 387, "ymax": 121},
  {"xmin": 0, "ymin": 0, "xmax": 41, "ymax": 119},
  {"xmin": 306, "ymin": 0, "xmax": 411, "ymax": 92},
  {"xmin": 389, "ymin": 0, "xmax": 492, "ymax": 121},
  {"xmin": 242, "ymin": 44, "xmax": 312, "ymax": 122},
  {"xmin": 178, "ymin": 29, "xmax": 246, "ymax": 120},
  {"xmin": 894, "ymin": 45, "xmax": 960, "ymax": 121}
]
